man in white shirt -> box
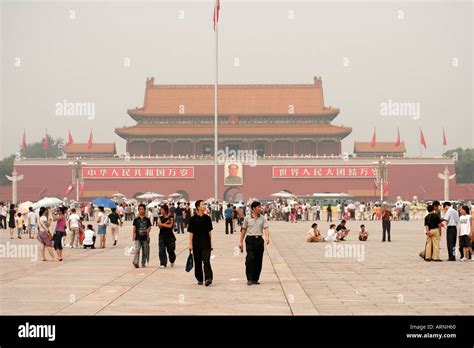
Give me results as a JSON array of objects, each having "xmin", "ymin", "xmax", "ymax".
[
  {"xmin": 442, "ymin": 202, "xmax": 460, "ymax": 261},
  {"xmin": 358, "ymin": 203, "xmax": 366, "ymax": 221},
  {"xmin": 0, "ymin": 203, "xmax": 7, "ymax": 230},
  {"xmin": 26, "ymin": 207, "xmax": 37, "ymax": 239},
  {"xmin": 67, "ymin": 208, "xmax": 81, "ymax": 248}
]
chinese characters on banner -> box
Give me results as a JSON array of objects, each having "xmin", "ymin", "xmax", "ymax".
[
  {"xmin": 272, "ymin": 166, "xmax": 378, "ymax": 178},
  {"xmin": 82, "ymin": 167, "xmax": 194, "ymax": 179}
]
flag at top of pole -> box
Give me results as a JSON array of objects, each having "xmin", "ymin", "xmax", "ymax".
[
  {"xmin": 67, "ymin": 129, "xmax": 74, "ymax": 146},
  {"xmin": 21, "ymin": 130, "xmax": 28, "ymax": 151},
  {"xmin": 370, "ymin": 128, "xmax": 376, "ymax": 148},
  {"xmin": 87, "ymin": 130, "xmax": 93, "ymax": 149},
  {"xmin": 213, "ymin": 0, "xmax": 221, "ymax": 31},
  {"xmin": 395, "ymin": 127, "xmax": 401, "ymax": 147}
]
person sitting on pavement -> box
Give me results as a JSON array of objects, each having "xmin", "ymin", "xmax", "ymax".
[
  {"xmin": 307, "ymin": 223, "xmax": 324, "ymax": 242},
  {"xmin": 324, "ymin": 224, "xmax": 339, "ymax": 242},
  {"xmin": 358, "ymin": 224, "xmax": 369, "ymax": 241},
  {"xmin": 336, "ymin": 220, "xmax": 350, "ymax": 241}
]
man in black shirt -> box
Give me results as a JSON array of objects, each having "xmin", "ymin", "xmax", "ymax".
[
  {"xmin": 157, "ymin": 204, "xmax": 176, "ymax": 268},
  {"xmin": 188, "ymin": 200, "xmax": 213, "ymax": 286},
  {"xmin": 132, "ymin": 204, "xmax": 152, "ymax": 268},
  {"xmin": 108, "ymin": 207, "xmax": 122, "ymax": 246},
  {"xmin": 175, "ymin": 203, "xmax": 184, "ymax": 234},
  {"xmin": 423, "ymin": 204, "xmax": 442, "ymax": 261},
  {"xmin": 335, "ymin": 220, "xmax": 350, "ymax": 241}
]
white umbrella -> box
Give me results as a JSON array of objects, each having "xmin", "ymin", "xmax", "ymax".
[
  {"xmin": 113, "ymin": 193, "xmax": 126, "ymax": 198},
  {"xmin": 147, "ymin": 201, "xmax": 161, "ymax": 208},
  {"xmin": 169, "ymin": 193, "xmax": 182, "ymax": 198},
  {"xmin": 33, "ymin": 197, "xmax": 63, "ymax": 209},
  {"xmin": 136, "ymin": 192, "xmax": 164, "ymax": 200},
  {"xmin": 18, "ymin": 201, "xmax": 34, "ymax": 214}
]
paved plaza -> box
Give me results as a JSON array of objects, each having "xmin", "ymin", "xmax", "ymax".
[{"xmin": 0, "ymin": 218, "xmax": 472, "ymax": 315}]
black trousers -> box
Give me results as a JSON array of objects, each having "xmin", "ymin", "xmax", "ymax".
[
  {"xmin": 382, "ymin": 220, "xmax": 391, "ymax": 241},
  {"xmin": 225, "ymin": 218, "xmax": 233, "ymax": 234},
  {"xmin": 159, "ymin": 236, "xmax": 176, "ymax": 266},
  {"xmin": 193, "ymin": 247, "xmax": 213, "ymax": 282},
  {"xmin": 327, "ymin": 212, "xmax": 332, "ymax": 222},
  {"xmin": 446, "ymin": 226, "xmax": 457, "ymax": 261},
  {"xmin": 245, "ymin": 236, "xmax": 264, "ymax": 282},
  {"xmin": 0, "ymin": 215, "xmax": 6, "ymax": 229}
]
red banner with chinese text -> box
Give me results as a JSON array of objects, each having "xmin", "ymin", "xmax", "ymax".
[
  {"xmin": 273, "ymin": 166, "xmax": 378, "ymax": 179},
  {"xmin": 82, "ymin": 167, "xmax": 195, "ymax": 179}
]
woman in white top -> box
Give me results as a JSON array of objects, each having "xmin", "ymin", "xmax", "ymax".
[
  {"xmin": 96, "ymin": 206, "xmax": 107, "ymax": 249},
  {"xmin": 324, "ymin": 224, "xmax": 338, "ymax": 242},
  {"xmin": 36, "ymin": 207, "xmax": 58, "ymax": 261},
  {"xmin": 83, "ymin": 224, "xmax": 96, "ymax": 249},
  {"xmin": 459, "ymin": 205, "xmax": 473, "ymax": 262}
]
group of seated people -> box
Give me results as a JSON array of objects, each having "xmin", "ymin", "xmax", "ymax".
[{"xmin": 306, "ymin": 220, "xmax": 369, "ymax": 242}]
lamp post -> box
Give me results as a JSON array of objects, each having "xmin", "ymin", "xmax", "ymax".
[
  {"xmin": 373, "ymin": 157, "xmax": 391, "ymax": 202},
  {"xmin": 70, "ymin": 158, "xmax": 85, "ymax": 202}
]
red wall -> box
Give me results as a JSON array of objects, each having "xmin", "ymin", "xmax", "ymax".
[{"xmin": 10, "ymin": 160, "xmax": 474, "ymax": 202}]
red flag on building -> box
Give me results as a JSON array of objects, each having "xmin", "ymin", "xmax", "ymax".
[
  {"xmin": 383, "ymin": 181, "xmax": 389, "ymax": 194},
  {"xmin": 67, "ymin": 130, "xmax": 74, "ymax": 146},
  {"xmin": 442, "ymin": 128, "xmax": 447, "ymax": 146},
  {"xmin": 395, "ymin": 127, "xmax": 401, "ymax": 147},
  {"xmin": 213, "ymin": 0, "xmax": 220, "ymax": 31},
  {"xmin": 21, "ymin": 130, "xmax": 28, "ymax": 150},
  {"xmin": 80, "ymin": 181, "xmax": 85, "ymax": 196},
  {"xmin": 87, "ymin": 130, "xmax": 93, "ymax": 149},
  {"xmin": 64, "ymin": 181, "xmax": 74, "ymax": 196},
  {"xmin": 370, "ymin": 128, "xmax": 376, "ymax": 148},
  {"xmin": 420, "ymin": 129, "xmax": 427, "ymax": 149},
  {"xmin": 43, "ymin": 132, "xmax": 49, "ymax": 150}
]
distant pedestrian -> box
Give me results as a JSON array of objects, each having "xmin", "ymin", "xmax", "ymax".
[
  {"xmin": 381, "ymin": 206, "xmax": 393, "ymax": 242},
  {"xmin": 8, "ymin": 204, "xmax": 16, "ymax": 238},
  {"xmin": 108, "ymin": 207, "xmax": 122, "ymax": 246},
  {"xmin": 52, "ymin": 207, "xmax": 67, "ymax": 261},
  {"xmin": 96, "ymin": 206, "xmax": 108, "ymax": 248},
  {"xmin": 26, "ymin": 207, "xmax": 37, "ymax": 239},
  {"xmin": 458, "ymin": 205, "xmax": 472, "ymax": 262},
  {"xmin": 326, "ymin": 204, "xmax": 333, "ymax": 222},
  {"xmin": 225, "ymin": 203, "xmax": 234, "ymax": 234}
]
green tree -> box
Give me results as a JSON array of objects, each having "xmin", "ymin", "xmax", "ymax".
[
  {"xmin": 443, "ymin": 148, "xmax": 474, "ymax": 183},
  {"xmin": 20, "ymin": 135, "xmax": 65, "ymax": 158},
  {"xmin": 0, "ymin": 155, "xmax": 15, "ymax": 185}
]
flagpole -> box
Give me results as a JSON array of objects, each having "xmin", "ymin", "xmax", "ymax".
[
  {"xmin": 213, "ymin": 0, "xmax": 219, "ymax": 202},
  {"xmin": 419, "ymin": 129, "xmax": 421, "ymax": 158},
  {"xmin": 45, "ymin": 129, "xmax": 48, "ymax": 159}
]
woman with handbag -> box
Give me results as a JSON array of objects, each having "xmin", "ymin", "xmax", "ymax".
[{"xmin": 37, "ymin": 207, "xmax": 58, "ymax": 261}]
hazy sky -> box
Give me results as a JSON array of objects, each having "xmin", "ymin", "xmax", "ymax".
[{"xmin": 1, "ymin": 0, "xmax": 472, "ymax": 158}]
